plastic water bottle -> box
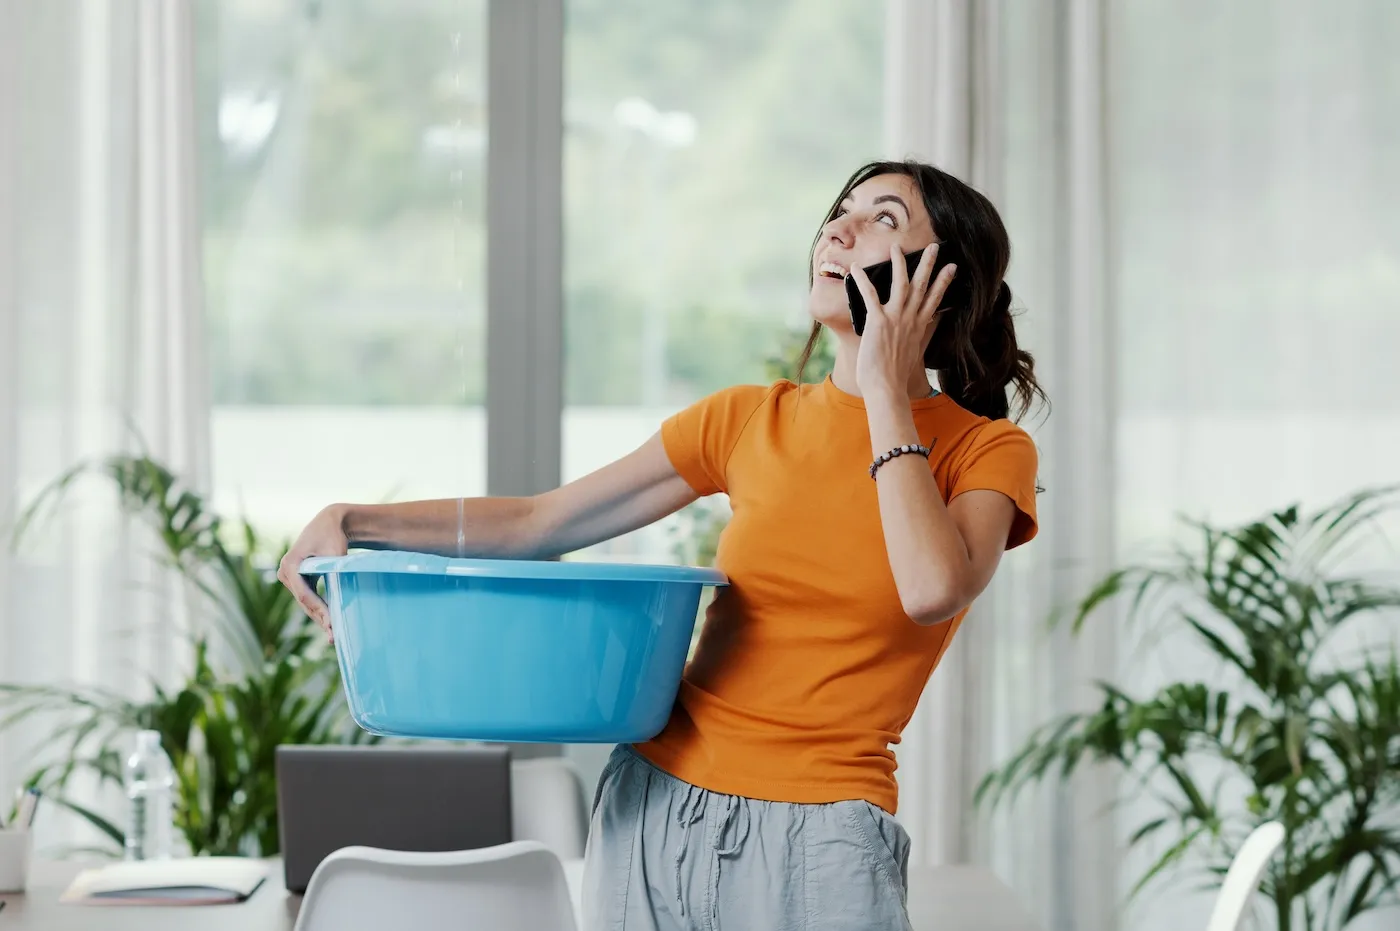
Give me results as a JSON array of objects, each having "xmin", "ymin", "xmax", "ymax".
[{"xmin": 123, "ymin": 729, "xmax": 174, "ymax": 861}]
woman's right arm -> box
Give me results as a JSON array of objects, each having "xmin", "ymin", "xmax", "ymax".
[{"xmin": 277, "ymin": 432, "xmax": 699, "ymax": 636}]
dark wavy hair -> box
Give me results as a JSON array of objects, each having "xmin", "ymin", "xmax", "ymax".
[{"xmin": 798, "ymin": 160, "xmax": 1047, "ymax": 422}]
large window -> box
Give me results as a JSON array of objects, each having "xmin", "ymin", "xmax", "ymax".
[
  {"xmin": 198, "ymin": 0, "xmax": 487, "ymax": 539},
  {"xmin": 200, "ymin": 0, "xmax": 884, "ymax": 557},
  {"xmin": 562, "ymin": 0, "xmax": 885, "ymax": 563}
]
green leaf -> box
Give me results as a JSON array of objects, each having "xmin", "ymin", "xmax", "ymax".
[
  {"xmin": 1127, "ymin": 816, "xmax": 1170, "ymax": 848},
  {"xmin": 1129, "ymin": 823, "xmax": 1211, "ymax": 900},
  {"xmin": 45, "ymin": 795, "xmax": 126, "ymax": 847}
]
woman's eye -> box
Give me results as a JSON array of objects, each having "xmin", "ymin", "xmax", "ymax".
[{"xmin": 831, "ymin": 206, "xmax": 897, "ymax": 228}]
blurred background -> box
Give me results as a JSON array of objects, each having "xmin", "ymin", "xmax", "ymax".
[{"xmin": 1, "ymin": 2, "xmax": 1397, "ymax": 930}]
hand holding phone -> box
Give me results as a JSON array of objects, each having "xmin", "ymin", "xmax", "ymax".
[{"xmin": 846, "ymin": 242, "xmax": 968, "ymax": 336}]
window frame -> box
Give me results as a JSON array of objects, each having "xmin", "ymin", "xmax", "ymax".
[{"xmin": 484, "ymin": 0, "xmax": 564, "ymax": 497}]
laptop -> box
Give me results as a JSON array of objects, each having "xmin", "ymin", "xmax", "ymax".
[{"xmin": 275, "ymin": 744, "xmax": 513, "ymax": 894}]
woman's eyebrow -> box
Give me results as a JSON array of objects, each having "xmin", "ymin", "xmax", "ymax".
[{"xmin": 872, "ymin": 193, "xmax": 909, "ymax": 215}]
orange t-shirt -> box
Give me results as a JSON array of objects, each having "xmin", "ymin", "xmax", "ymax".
[{"xmin": 634, "ymin": 376, "xmax": 1039, "ymax": 814}]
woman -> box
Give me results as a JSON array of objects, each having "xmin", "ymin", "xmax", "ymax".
[{"xmin": 278, "ymin": 159, "xmax": 1044, "ymax": 930}]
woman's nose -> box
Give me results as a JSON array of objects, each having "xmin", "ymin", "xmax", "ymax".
[{"xmin": 824, "ymin": 214, "xmax": 854, "ymax": 246}]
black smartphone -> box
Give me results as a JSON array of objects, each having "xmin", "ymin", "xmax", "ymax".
[{"xmin": 846, "ymin": 242, "xmax": 969, "ymax": 336}]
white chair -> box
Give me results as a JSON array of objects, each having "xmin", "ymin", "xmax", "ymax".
[
  {"xmin": 1205, "ymin": 821, "xmax": 1286, "ymax": 931},
  {"xmin": 511, "ymin": 756, "xmax": 590, "ymax": 860},
  {"xmin": 293, "ymin": 841, "xmax": 578, "ymax": 931}
]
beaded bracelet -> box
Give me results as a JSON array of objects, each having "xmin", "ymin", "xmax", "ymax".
[{"xmin": 869, "ymin": 442, "xmax": 933, "ymax": 479}]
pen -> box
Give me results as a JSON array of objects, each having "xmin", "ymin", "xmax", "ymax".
[{"xmin": 16, "ymin": 788, "xmax": 39, "ymax": 829}]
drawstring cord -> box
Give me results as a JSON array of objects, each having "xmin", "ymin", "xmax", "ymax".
[
  {"xmin": 715, "ymin": 794, "xmax": 752, "ymax": 858},
  {"xmin": 711, "ymin": 795, "xmax": 753, "ymax": 928},
  {"xmin": 673, "ymin": 784, "xmax": 705, "ymax": 916},
  {"xmin": 672, "ymin": 783, "xmax": 754, "ymax": 927}
]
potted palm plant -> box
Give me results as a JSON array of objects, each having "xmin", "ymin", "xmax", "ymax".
[
  {"xmin": 1, "ymin": 455, "xmax": 375, "ymax": 857},
  {"xmin": 976, "ymin": 487, "xmax": 1400, "ymax": 930}
]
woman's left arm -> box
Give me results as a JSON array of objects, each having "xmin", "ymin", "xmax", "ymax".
[
  {"xmin": 863, "ymin": 393, "xmax": 1018, "ymax": 625},
  {"xmin": 849, "ymin": 242, "xmax": 1022, "ymax": 625}
]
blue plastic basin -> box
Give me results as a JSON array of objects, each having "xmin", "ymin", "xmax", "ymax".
[{"xmin": 300, "ymin": 551, "xmax": 727, "ymax": 743}]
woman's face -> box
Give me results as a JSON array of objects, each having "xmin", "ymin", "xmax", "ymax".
[{"xmin": 808, "ymin": 172, "xmax": 936, "ymax": 331}]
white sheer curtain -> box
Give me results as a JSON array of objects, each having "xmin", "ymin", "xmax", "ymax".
[
  {"xmin": 884, "ymin": 5, "xmax": 1120, "ymax": 931},
  {"xmin": 0, "ymin": 0, "xmax": 20, "ymax": 790},
  {"xmin": 890, "ymin": 2, "xmax": 1400, "ymax": 931},
  {"xmin": 1110, "ymin": 3, "xmax": 1400, "ymax": 930},
  {"xmin": 0, "ymin": 0, "xmax": 208, "ymax": 847}
]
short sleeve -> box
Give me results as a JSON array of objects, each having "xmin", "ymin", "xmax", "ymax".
[
  {"xmin": 948, "ymin": 419, "xmax": 1040, "ymax": 549},
  {"xmin": 660, "ymin": 384, "xmax": 774, "ymax": 496}
]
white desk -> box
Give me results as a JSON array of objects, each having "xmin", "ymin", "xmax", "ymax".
[
  {"xmin": 2, "ymin": 858, "xmax": 1038, "ymax": 931},
  {"xmin": 0, "ymin": 857, "xmax": 585, "ymax": 929}
]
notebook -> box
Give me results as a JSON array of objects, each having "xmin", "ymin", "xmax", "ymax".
[{"xmin": 60, "ymin": 857, "xmax": 267, "ymax": 906}]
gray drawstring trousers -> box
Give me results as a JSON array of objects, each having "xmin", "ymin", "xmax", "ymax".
[{"xmin": 581, "ymin": 744, "xmax": 914, "ymax": 931}]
